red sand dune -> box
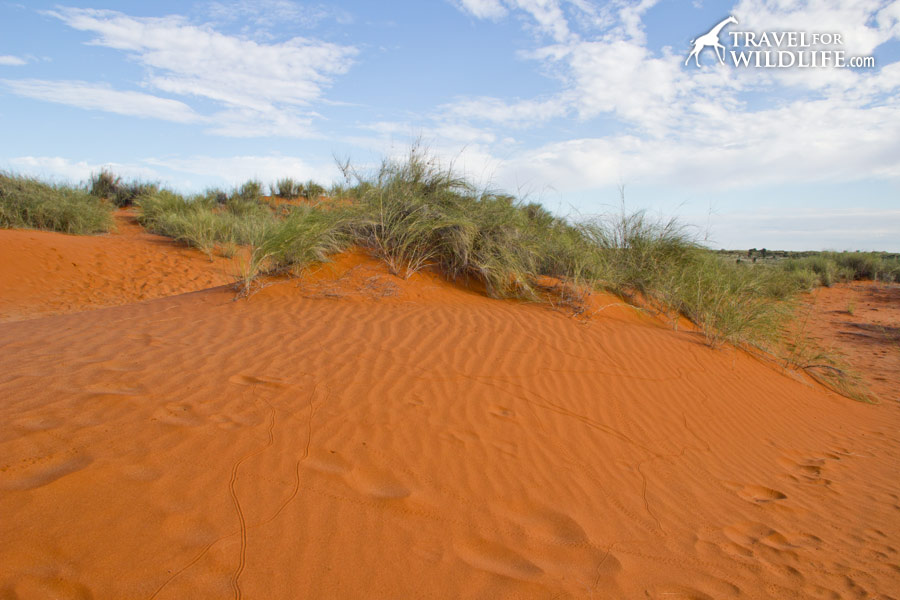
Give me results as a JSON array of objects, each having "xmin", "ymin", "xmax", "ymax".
[
  {"xmin": 0, "ymin": 210, "xmax": 234, "ymax": 322},
  {"xmin": 1, "ymin": 230, "xmax": 899, "ymax": 599}
]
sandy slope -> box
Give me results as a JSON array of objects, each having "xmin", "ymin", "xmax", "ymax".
[
  {"xmin": 0, "ymin": 210, "xmax": 234, "ymax": 322},
  {"xmin": 1, "ymin": 248, "xmax": 899, "ymax": 599}
]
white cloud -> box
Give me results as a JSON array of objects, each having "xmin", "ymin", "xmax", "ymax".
[
  {"xmin": 2, "ymin": 156, "xmax": 164, "ymax": 183},
  {"xmin": 49, "ymin": 8, "xmax": 356, "ymax": 107},
  {"xmin": 0, "ymin": 55, "xmax": 27, "ymax": 66},
  {"xmin": 204, "ymin": 0, "xmax": 353, "ymax": 29},
  {"xmin": 144, "ymin": 154, "xmax": 339, "ymax": 186},
  {"xmin": 705, "ymin": 207, "xmax": 900, "ymax": 251},
  {"xmin": 38, "ymin": 7, "xmax": 357, "ymax": 137},
  {"xmin": 1, "ymin": 79, "xmax": 201, "ymax": 123},
  {"xmin": 432, "ymin": 0, "xmax": 900, "ymax": 194},
  {"xmin": 455, "ymin": 0, "xmax": 508, "ymax": 20},
  {"xmin": 2, "ymin": 154, "xmax": 339, "ymax": 190},
  {"xmin": 442, "ymin": 95, "xmax": 568, "ymax": 125}
]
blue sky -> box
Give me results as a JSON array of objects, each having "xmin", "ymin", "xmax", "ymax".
[{"xmin": 1, "ymin": 0, "xmax": 898, "ymax": 251}]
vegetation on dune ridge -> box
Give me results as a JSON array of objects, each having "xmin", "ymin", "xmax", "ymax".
[
  {"xmin": 1, "ymin": 154, "xmax": 889, "ymax": 402},
  {"xmin": 135, "ymin": 148, "xmax": 887, "ymax": 401},
  {"xmin": 0, "ymin": 172, "xmax": 114, "ymax": 234}
]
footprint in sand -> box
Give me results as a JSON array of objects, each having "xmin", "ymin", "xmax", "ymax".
[
  {"xmin": 722, "ymin": 481, "xmax": 787, "ymax": 504},
  {"xmin": 0, "ymin": 453, "xmax": 92, "ymax": 491},
  {"xmin": 501, "ymin": 500, "xmax": 589, "ymax": 545},
  {"xmin": 227, "ymin": 374, "xmax": 288, "ymax": 388},
  {"xmin": 153, "ymin": 401, "xmax": 205, "ymax": 427},
  {"xmin": 344, "ymin": 465, "xmax": 411, "ymax": 499},
  {"xmin": 722, "ymin": 521, "xmax": 797, "ymax": 554},
  {"xmin": 646, "ymin": 584, "xmax": 715, "ymax": 600},
  {"xmin": 6, "ymin": 574, "xmax": 93, "ymax": 600},
  {"xmin": 454, "ymin": 536, "xmax": 544, "ymax": 581}
]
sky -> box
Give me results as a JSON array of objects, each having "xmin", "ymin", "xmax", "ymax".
[{"xmin": 1, "ymin": 0, "xmax": 898, "ymax": 251}]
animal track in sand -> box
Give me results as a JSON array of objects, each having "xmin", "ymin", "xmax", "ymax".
[
  {"xmin": 228, "ymin": 405, "xmax": 276, "ymax": 600},
  {"xmin": 150, "ymin": 387, "xmax": 319, "ymax": 600}
]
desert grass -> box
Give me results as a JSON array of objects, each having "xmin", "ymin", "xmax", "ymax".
[
  {"xmin": 137, "ymin": 190, "xmax": 275, "ymax": 258},
  {"xmin": 1, "ymin": 172, "xmax": 114, "ymax": 234}
]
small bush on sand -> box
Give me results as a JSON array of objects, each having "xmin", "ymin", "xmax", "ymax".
[
  {"xmin": 301, "ymin": 181, "xmax": 326, "ymax": 200},
  {"xmin": 90, "ymin": 169, "xmax": 120, "ymax": 199},
  {"xmin": 235, "ymin": 179, "xmax": 264, "ymax": 203},
  {"xmin": 273, "ymin": 178, "xmax": 301, "ymax": 199},
  {"xmin": 1, "ymin": 172, "xmax": 114, "ymax": 234},
  {"xmin": 113, "ymin": 181, "xmax": 158, "ymax": 208}
]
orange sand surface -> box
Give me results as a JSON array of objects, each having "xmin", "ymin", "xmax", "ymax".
[
  {"xmin": 802, "ymin": 282, "xmax": 900, "ymax": 404},
  {"xmin": 1, "ymin": 232, "xmax": 899, "ymax": 599},
  {"xmin": 0, "ymin": 210, "xmax": 234, "ymax": 322}
]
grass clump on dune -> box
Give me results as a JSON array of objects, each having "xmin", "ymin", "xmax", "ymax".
[
  {"xmin": 577, "ymin": 209, "xmax": 794, "ymax": 349},
  {"xmin": 90, "ymin": 169, "xmax": 158, "ymax": 207},
  {"xmin": 347, "ymin": 150, "xmax": 553, "ymax": 296},
  {"xmin": 0, "ymin": 172, "xmax": 114, "ymax": 234},
  {"xmin": 236, "ymin": 207, "xmax": 351, "ymax": 295},
  {"xmin": 273, "ymin": 178, "xmax": 301, "ymax": 199}
]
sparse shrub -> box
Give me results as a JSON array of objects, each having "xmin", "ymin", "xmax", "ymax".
[
  {"xmin": 113, "ymin": 181, "xmax": 158, "ymax": 208},
  {"xmin": 235, "ymin": 179, "xmax": 263, "ymax": 203},
  {"xmin": 90, "ymin": 169, "xmax": 120, "ymax": 199},
  {"xmin": 301, "ymin": 181, "xmax": 326, "ymax": 200},
  {"xmin": 273, "ymin": 178, "xmax": 301, "ymax": 199}
]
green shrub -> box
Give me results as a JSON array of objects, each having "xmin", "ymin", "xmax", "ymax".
[{"xmin": 1, "ymin": 172, "xmax": 114, "ymax": 234}]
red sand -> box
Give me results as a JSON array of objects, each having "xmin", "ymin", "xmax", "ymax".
[
  {"xmin": 801, "ymin": 282, "xmax": 900, "ymax": 404},
  {"xmin": 0, "ymin": 210, "xmax": 234, "ymax": 322},
  {"xmin": 1, "ymin": 226, "xmax": 899, "ymax": 599}
]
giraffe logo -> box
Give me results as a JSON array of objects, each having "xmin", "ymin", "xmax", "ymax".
[{"xmin": 685, "ymin": 16, "xmax": 738, "ymax": 67}]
